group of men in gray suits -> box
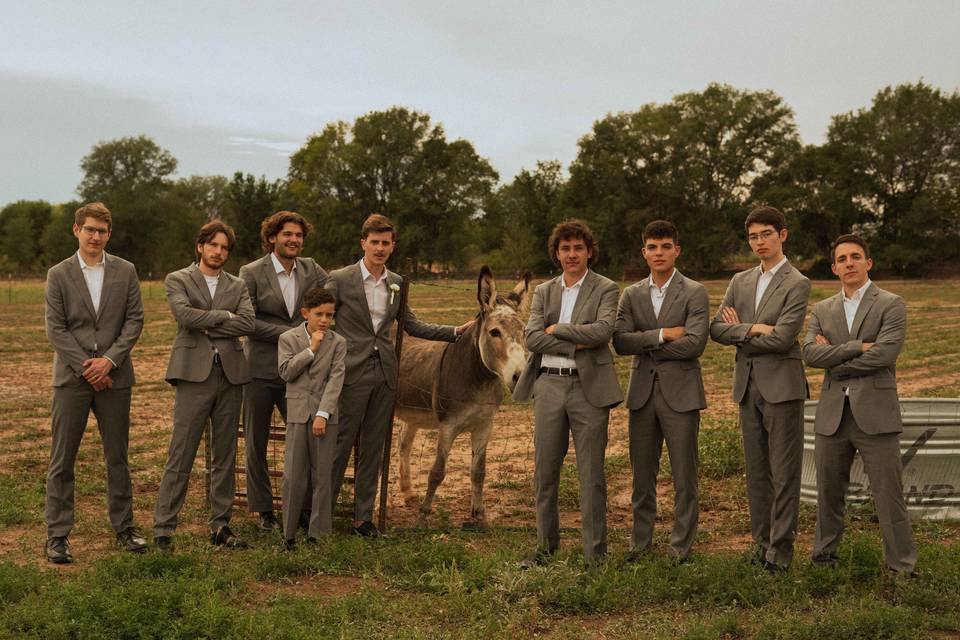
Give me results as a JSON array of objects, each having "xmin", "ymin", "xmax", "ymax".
[
  {"xmin": 515, "ymin": 212, "xmax": 915, "ymax": 575},
  {"xmin": 43, "ymin": 206, "xmax": 469, "ymax": 561},
  {"xmin": 43, "ymin": 201, "xmax": 916, "ymax": 576}
]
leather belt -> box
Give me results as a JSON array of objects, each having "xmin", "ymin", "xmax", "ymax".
[{"xmin": 540, "ymin": 367, "xmax": 578, "ymax": 377}]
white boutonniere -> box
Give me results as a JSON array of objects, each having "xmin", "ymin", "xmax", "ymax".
[{"xmin": 389, "ymin": 283, "xmax": 400, "ymax": 304}]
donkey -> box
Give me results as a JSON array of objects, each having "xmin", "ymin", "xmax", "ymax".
[{"xmin": 395, "ymin": 266, "xmax": 530, "ymax": 526}]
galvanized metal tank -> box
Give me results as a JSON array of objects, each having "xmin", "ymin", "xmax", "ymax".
[{"xmin": 801, "ymin": 398, "xmax": 960, "ymax": 520}]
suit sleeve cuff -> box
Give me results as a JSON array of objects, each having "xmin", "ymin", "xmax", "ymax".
[
  {"xmin": 315, "ymin": 410, "xmax": 330, "ymax": 419},
  {"xmin": 306, "ymin": 347, "xmax": 315, "ymax": 357},
  {"xmin": 657, "ymin": 329, "xmax": 664, "ymax": 345}
]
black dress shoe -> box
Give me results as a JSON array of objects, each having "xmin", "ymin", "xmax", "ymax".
[
  {"xmin": 155, "ymin": 535, "xmax": 174, "ymax": 552},
  {"xmin": 353, "ymin": 521, "xmax": 380, "ymax": 538},
  {"xmin": 282, "ymin": 538, "xmax": 296, "ymax": 551},
  {"xmin": 258, "ymin": 511, "xmax": 280, "ymax": 531},
  {"xmin": 211, "ymin": 525, "xmax": 248, "ymax": 549},
  {"xmin": 762, "ymin": 560, "xmax": 788, "ymax": 574},
  {"xmin": 117, "ymin": 527, "xmax": 147, "ymax": 553},
  {"xmin": 45, "ymin": 537, "xmax": 73, "ymax": 564},
  {"xmin": 519, "ymin": 548, "xmax": 552, "ymax": 570},
  {"xmin": 811, "ymin": 554, "xmax": 839, "ymax": 569}
]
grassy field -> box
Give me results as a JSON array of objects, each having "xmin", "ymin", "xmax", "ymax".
[{"xmin": 0, "ymin": 276, "xmax": 958, "ymax": 639}]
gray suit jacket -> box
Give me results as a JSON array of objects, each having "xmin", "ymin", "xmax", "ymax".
[
  {"xmin": 44, "ymin": 252, "xmax": 144, "ymax": 388},
  {"xmin": 514, "ymin": 269, "xmax": 623, "ymax": 408},
  {"xmin": 613, "ymin": 271, "xmax": 709, "ymax": 412},
  {"xmin": 239, "ymin": 254, "xmax": 327, "ymax": 380},
  {"xmin": 277, "ymin": 325, "xmax": 346, "ymax": 425},
  {"xmin": 164, "ymin": 264, "xmax": 255, "ymax": 385},
  {"xmin": 802, "ymin": 283, "xmax": 906, "ymax": 436},
  {"xmin": 710, "ymin": 262, "xmax": 811, "ymax": 404},
  {"xmin": 324, "ymin": 262, "xmax": 456, "ymax": 388}
]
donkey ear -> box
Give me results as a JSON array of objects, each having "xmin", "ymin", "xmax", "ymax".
[
  {"xmin": 511, "ymin": 271, "xmax": 532, "ymax": 315},
  {"xmin": 477, "ymin": 265, "xmax": 497, "ymax": 312}
]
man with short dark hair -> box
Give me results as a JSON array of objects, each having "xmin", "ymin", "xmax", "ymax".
[
  {"xmin": 514, "ymin": 219, "xmax": 623, "ymax": 567},
  {"xmin": 710, "ymin": 206, "xmax": 811, "ymax": 572},
  {"xmin": 43, "ymin": 202, "xmax": 145, "ymax": 563},
  {"xmin": 240, "ymin": 211, "xmax": 327, "ymax": 531},
  {"xmin": 326, "ymin": 214, "xmax": 473, "ymax": 537},
  {"xmin": 802, "ymin": 234, "xmax": 916, "ymax": 575},
  {"xmin": 153, "ymin": 220, "xmax": 255, "ymax": 550},
  {"xmin": 613, "ymin": 220, "xmax": 709, "ymax": 561}
]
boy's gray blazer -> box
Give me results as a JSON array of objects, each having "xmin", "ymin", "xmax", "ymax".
[
  {"xmin": 164, "ymin": 264, "xmax": 255, "ymax": 385},
  {"xmin": 324, "ymin": 262, "xmax": 456, "ymax": 388},
  {"xmin": 613, "ymin": 271, "xmax": 709, "ymax": 412},
  {"xmin": 514, "ymin": 269, "xmax": 623, "ymax": 409},
  {"xmin": 44, "ymin": 252, "xmax": 144, "ymax": 388},
  {"xmin": 802, "ymin": 283, "xmax": 906, "ymax": 436},
  {"xmin": 709, "ymin": 262, "xmax": 811, "ymax": 404},
  {"xmin": 239, "ymin": 254, "xmax": 327, "ymax": 380},
  {"xmin": 277, "ymin": 326, "xmax": 346, "ymax": 425}
]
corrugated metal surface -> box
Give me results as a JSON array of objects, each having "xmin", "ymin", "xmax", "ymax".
[{"xmin": 801, "ymin": 398, "xmax": 960, "ymax": 520}]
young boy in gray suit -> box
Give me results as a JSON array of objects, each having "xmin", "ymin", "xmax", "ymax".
[{"xmin": 277, "ymin": 287, "xmax": 346, "ymax": 546}]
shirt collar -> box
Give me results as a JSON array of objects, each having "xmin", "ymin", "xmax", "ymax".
[
  {"xmin": 561, "ymin": 271, "xmax": 588, "ymax": 292},
  {"xmin": 648, "ymin": 268, "xmax": 677, "ymax": 291},
  {"xmin": 76, "ymin": 251, "xmax": 106, "ymax": 270},
  {"xmin": 271, "ymin": 252, "xmax": 297, "ymax": 275},
  {"xmin": 302, "ymin": 322, "xmax": 311, "ymax": 340},
  {"xmin": 843, "ymin": 279, "xmax": 872, "ymax": 303},
  {"xmin": 760, "ymin": 256, "xmax": 788, "ymax": 276},
  {"xmin": 358, "ymin": 258, "xmax": 388, "ymax": 284}
]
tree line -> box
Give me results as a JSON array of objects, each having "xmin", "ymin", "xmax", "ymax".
[{"xmin": 2, "ymin": 81, "xmax": 958, "ymax": 278}]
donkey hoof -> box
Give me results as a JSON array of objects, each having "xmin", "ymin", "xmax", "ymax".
[{"xmin": 402, "ymin": 493, "xmax": 419, "ymax": 507}]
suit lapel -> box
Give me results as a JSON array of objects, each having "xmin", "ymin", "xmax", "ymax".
[
  {"xmin": 189, "ymin": 265, "xmax": 213, "ymax": 308},
  {"xmin": 743, "ymin": 267, "xmax": 761, "ymax": 322},
  {"xmin": 353, "ymin": 263, "xmax": 376, "ymax": 334},
  {"xmin": 293, "ymin": 258, "xmax": 306, "ymax": 313},
  {"xmin": 827, "ymin": 293, "xmax": 849, "ymax": 342},
  {"xmin": 570, "ymin": 271, "xmax": 596, "ymax": 323},
  {"xmin": 67, "ymin": 256, "xmax": 98, "ymax": 320},
  {"xmin": 546, "ymin": 276, "xmax": 563, "ymax": 325},
  {"xmin": 211, "ymin": 272, "xmax": 229, "ymax": 308},
  {"xmin": 850, "ymin": 284, "xmax": 878, "ymax": 338},
  {"xmin": 636, "ymin": 278, "xmax": 659, "ymax": 328},
  {"xmin": 656, "ymin": 271, "xmax": 683, "ymax": 326},
  {"xmin": 755, "ymin": 263, "xmax": 790, "ymax": 319},
  {"xmin": 261, "ymin": 256, "xmax": 287, "ymax": 318},
  {"xmin": 96, "ymin": 253, "xmax": 117, "ymax": 320},
  {"xmin": 380, "ymin": 271, "xmax": 402, "ymax": 336}
]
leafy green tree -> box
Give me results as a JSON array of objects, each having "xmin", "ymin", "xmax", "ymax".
[
  {"xmin": 482, "ymin": 161, "xmax": 568, "ymax": 274},
  {"xmin": 0, "ymin": 200, "xmax": 53, "ymax": 272},
  {"xmin": 221, "ymin": 172, "xmax": 285, "ymax": 264},
  {"xmin": 288, "ymin": 107, "xmax": 497, "ymax": 271},
  {"xmin": 40, "ymin": 202, "xmax": 85, "ymax": 268},
  {"xmin": 76, "ymin": 136, "xmax": 181, "ymax": 272},
  {"xmin": 824, "ymin": 82, "xmax": 960, "ymax": 273},
  {"xmin": 567, "ymin": 83, "xmax": 801, "ymax": 275}
]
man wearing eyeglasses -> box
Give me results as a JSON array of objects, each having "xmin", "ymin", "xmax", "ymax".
[
  {"xmin": 43, "ymin": 202, "xmax": 145, "ymax": 564},
  {"xmin": 710, "ymin": 206, "xmax": 811, "ymax": 573}
]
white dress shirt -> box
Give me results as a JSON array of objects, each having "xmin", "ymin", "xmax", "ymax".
[
  {"xmin": 755, "ymin": 256, "xmax": 788, "ymax": 311},
  {"xmin": 271, "ymin": 252, "xmax": 298, "ymax": 318},
  {"xmin": 359, "ymin": 259, "xmax": 389, "ymax": 334},
  {"xmin": 840, "ymin": 279, "xmax": 872, "ymax": 395},
  {"xmin": 541, "ymin": 272, "xmax": 587, "ymax": 370},
  {"xmin": 649, "ymin": 268, "xmax": 677, "ymax": 345},
  {"xmin": 303, "ymin": 323, "xmax": 331, "ymax": 420},
  {"xmin": 203, "ymin": 273, "xmax": 219, "ymax": 300},
  {"xmin": 843, "ymin": 280, "xmax": 872, "ymax": 333},
  {"xmin": 77, "ymin": 251, "xmax": 116, "ymax": 367},
  {"xmin": 77, "ymin": 251, "xmax": 106, "ymax": 313}
]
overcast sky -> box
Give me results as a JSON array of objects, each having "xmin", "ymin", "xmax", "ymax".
[{"xmin": 3, "ymin": 1, "xmax": 958, "ymax": 205}]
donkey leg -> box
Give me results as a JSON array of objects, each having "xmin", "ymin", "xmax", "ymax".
[
  {"xmin": 420, "ymin": 425, "xmax": 460, "ymax": 518},
  {"xmin": 397, "ymin": 422, "xmax": 419, "ymax": 505},
  {"xmin": 468, "ymin": 422, "xmax": 493, "ymax": 525}
]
